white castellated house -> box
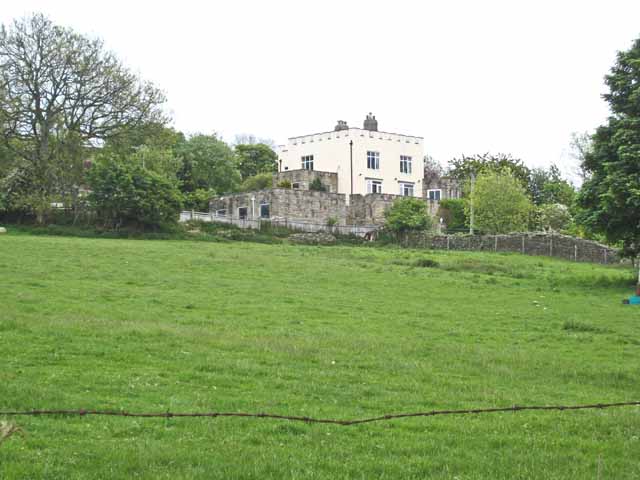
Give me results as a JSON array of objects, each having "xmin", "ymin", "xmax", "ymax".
[{"xmin": 276, "ymin": 114, "xmax": 425, "ymax": 198}]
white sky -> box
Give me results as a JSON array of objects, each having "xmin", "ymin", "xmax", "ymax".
[{"xmin": 2, "ymin": 1, "xmax": 640, "ymax": 178}]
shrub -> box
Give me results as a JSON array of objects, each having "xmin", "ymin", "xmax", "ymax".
[
  {"xmin": 384, "ymin": 197, "xmax": 432, "ymax": 233},
  {"xmin": 326, "ymin": 217, "xmax": 338, "ymax": 227},
  {"xmin": 437, "ymin": 198, "xmax": 467, "ymax": 233},
  {"xmin": 241, "ymin": 172, "xmax": 273, "ymax": 192},
  {"xmin": 413, "ymin": 258, "xmax": 440, "ymax": 268},
  {"xmin": 88, "ymin": 159, "xmax": 182, "ymax": 229},
  {"xmin": 276, "ymin": 179, "xmax": 292, "ymax": 189},
  {"xmin": 309, "ymin": 177, "xmax": 327, "ymax": 192}
]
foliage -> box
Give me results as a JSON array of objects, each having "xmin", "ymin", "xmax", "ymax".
[
  {"xmin": 235, "ymin": 143, "xmax": 277, "ymax": 179},
  {"xmin": 536, "ymin": 203, "xmax": 573, "ymax": 232},
  {"xmin": 0, "ymin": 14, "xmax": 166, "ymax": 222},
  {"xmin": 437, "ymin": 198, "xmax": 467, "ymax": 233},
  {"xmin": 529, "ymin": 164, "xmax": 575, "ymax": 206},
  {"xmin": 276, "ymin": 179, "xmax": 292, "ymax": 189},
  {"xmin": 240, "ymin": 172, "xmax": 273, "ymax": 192},
  {"xmin": 183, "ymin": 188, "xmax": 215, "ymax": 211},
  {"xmin": 87, "ymin": 158, "xmax": 182, "ymax": 229},
  {"xmin": 0, "ymin": 235, "xmax": 637, "ymax": 478},
  {"xmin": 326, "ymin": 217, "xmax": 338, "ymax": 227},
  {"xmin": 176, "ymin": 134, "xmax": 240, "ymax": 194},
  {"xmin": 467, "ymin": 169, "xmax": 532, "ymax": 234},
  {"xmin": 576, "ymin": 37, "xmax": 640, "ymax": 256},
  {"xmin": 448, "ymin": 153, "xmax": 531, "ymax": 192},
  {"xmin": 309, "ymin": 177, "xmax": 327, "ymax": 192},
  {"xmin": 384, "ymin": 197, "xmax": 432, "ymax": 233}
]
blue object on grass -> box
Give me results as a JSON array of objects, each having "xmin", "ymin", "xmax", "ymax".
[{"xmin": 628, "ymin": 296, "xmax": 640, "ymax": 305}]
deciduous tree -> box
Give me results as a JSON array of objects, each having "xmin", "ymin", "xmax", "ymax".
[
  {"xmin": 576, "ymin": 37, "xmax": 640, "ymax": 257},
  {"xmin": 0, "ymin": 14, "xmax": 167, "ymax": 221},
  {"xmin": 467, "ymin": 169, "xmax": 532, "ymax": 234}
]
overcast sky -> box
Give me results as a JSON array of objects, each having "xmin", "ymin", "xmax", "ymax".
[{"xmin": 2, "ymin": 1, "xmax": 639, "ymax": 178}]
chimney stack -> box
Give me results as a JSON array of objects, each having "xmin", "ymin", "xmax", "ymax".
[
  {"xmin": 363, "ymin": 112, "xmax": 378, "ymax": 131},
  {"xmin": 334, "ymin": 120, "xmax": 349, "ymax": 131}
]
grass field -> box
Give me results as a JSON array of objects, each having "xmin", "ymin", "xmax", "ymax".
[{"xmin": 1, "ymin": 233, "xmax": 639, "ymax": 479}]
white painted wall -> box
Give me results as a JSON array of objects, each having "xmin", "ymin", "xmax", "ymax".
[{"xmin": 277, "ymin": 127, "xmax": 424, "ymax": 197}]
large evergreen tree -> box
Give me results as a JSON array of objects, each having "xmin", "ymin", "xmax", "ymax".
[{"xmin": 576, "ymin": 37, "xmax": 640, "ymax": 257}]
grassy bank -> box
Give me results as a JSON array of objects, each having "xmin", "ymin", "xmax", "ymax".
[{"xmin": 1, "ymin": 233, "xmax": 639, "ymax": 479}]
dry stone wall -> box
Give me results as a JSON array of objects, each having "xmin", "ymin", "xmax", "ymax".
[{"xmin": 400, "ymin": 232, "xmax": 618, "ymax": 265}]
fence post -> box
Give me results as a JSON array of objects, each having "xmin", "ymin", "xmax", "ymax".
[
  {"xmin": 604, "ymin": 249, "xmax": 608, "ymax": 265},
  {"xmin": 494, "ymin": 236, "xmax": 498, "ymax": 252},
  {"xmin": 549, "ymin": 235, "xmax": 553, "ymax": 257},
  {"xmin": 574, "ymin": 244, "xmax": 578, "ymax": 262},
  {"xmin": 521, "ymin": 235, "xmax": 525, "ymax": 254},
  {"xmin": 447, "ymin": 235, "xmax": 450, "ymax": 251}
]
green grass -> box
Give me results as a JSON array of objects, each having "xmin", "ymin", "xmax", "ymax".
[{"xmin": 0, "ymin": 233, "xmax": 639, "ymax": 479}]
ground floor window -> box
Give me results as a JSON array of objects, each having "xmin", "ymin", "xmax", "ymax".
[
  {"xmin": 238, "ymin": 207, "xmax": 248, "ymax": 219},
  {"xmin": 260, "ymin": 203, "xmax": 270, "ymax": 219},
  {"xmin": 216, "ymin": 209, "xmax": 227, "ymax": 217},
  {"xmin": 367, "ymin": 179, "xmax": 383, "ymax": 194},
  {"xmin": 292, "ymin": 182, "xmax": 300, "ymax": 189},
  {"xmin": 427, "ymin": 189, "xmax": 441, "ymax": 201},
  {"xmin": 399, "ymin": 182, "xmax": 414, "ymax": 196}
]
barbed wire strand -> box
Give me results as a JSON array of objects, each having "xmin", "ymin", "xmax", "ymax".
[{"xmin": 1, "ymin": 401, "xmax": 639, "ymax": 426}]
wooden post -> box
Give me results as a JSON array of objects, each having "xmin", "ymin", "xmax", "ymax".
[
  {"xmin": 494, "ymin": 236, "xmax": 498, "ymax": 252},
  {"xmin": 521, "ymin": 235, "xmax": 525, "ymax": 254},
  {"xmin": 549, "ymin": 235, "xmax": 553, "ymax": 257},
  {"xmin": 574, "ymin": 244, "xmax": 578, "ymax": 261},
  {"xmin": 447, "ymin": 235, "xmax": 450, "ymax": 250}
]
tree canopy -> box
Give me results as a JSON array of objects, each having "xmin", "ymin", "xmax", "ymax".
[
  {"xmin": 467, "ymin": 169, "xmax": 532, "ymax": 234},
  {"xmin": 0, "ymin": 13, "xmax": 167, "ymax": 221},
  {"xmin": 235, "ymin": 143, "xmax": 277, "ymax": 180},
  {"xmin": 576, "ymin": 37, "xmax": 640, "ymax": 256}
]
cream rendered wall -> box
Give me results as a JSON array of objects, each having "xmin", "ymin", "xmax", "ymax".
[{"xmin": 277, "ymin": 128, "xmax": 424, "ymax": 197}]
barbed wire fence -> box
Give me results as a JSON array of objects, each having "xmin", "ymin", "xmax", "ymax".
[{"xmin": 1, "ymin": 401, "xmax": 639, "ymax": 427}]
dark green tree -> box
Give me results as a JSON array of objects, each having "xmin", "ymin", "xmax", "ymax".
[
  {"xmin": 87, "ymin": 158, "xmax": 182, "ymax": 229},
  {"xmin": 437, "ymin": 198, "xmax": 467, "ymax": 233},
  {"xmin": 529, "ymin": 164, "xmax": 575, "ymax": 206},
  {"xmin": 576, "ymin": 37, "xmax": 640, "ymax": 257},
  {"xmin": 177, "ymin": 134, "xmax": 240, "ymax": 194},
  {"xmin": 235, "ymin": 143, "xmax": 277, "ymax": 179}
]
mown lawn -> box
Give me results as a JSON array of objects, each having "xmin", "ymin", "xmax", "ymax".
[{"xmin": 1, "ymin": 233, "xmax": 639, "ymax": 479}]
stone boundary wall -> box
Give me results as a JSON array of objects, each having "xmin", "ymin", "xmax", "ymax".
[{"xmin": 401, "ymin": 232, "xmax": 619, "ymax": 265}]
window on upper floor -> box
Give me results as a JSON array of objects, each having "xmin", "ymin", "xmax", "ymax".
[
  {"xmin": 400, "ymin": 182, "xmax": 414, "ymax": 197},
  {"xmin": 301, "ymin": 155, "xmax": 314, "ymax": 170},
  {"xmin": 427, "ymin": 189, "xmax": 442, "ymax": 201},
  {"xmin": 400, "ymin": 155, "xmax": 412, "ymax": 174},
  {"xmin": 367, "ymin": 179, "xmax": 383, "ymax": 194},
  {"xmin": 367, "ymin": 151, "xmax": 380, "ymax": 170}
]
